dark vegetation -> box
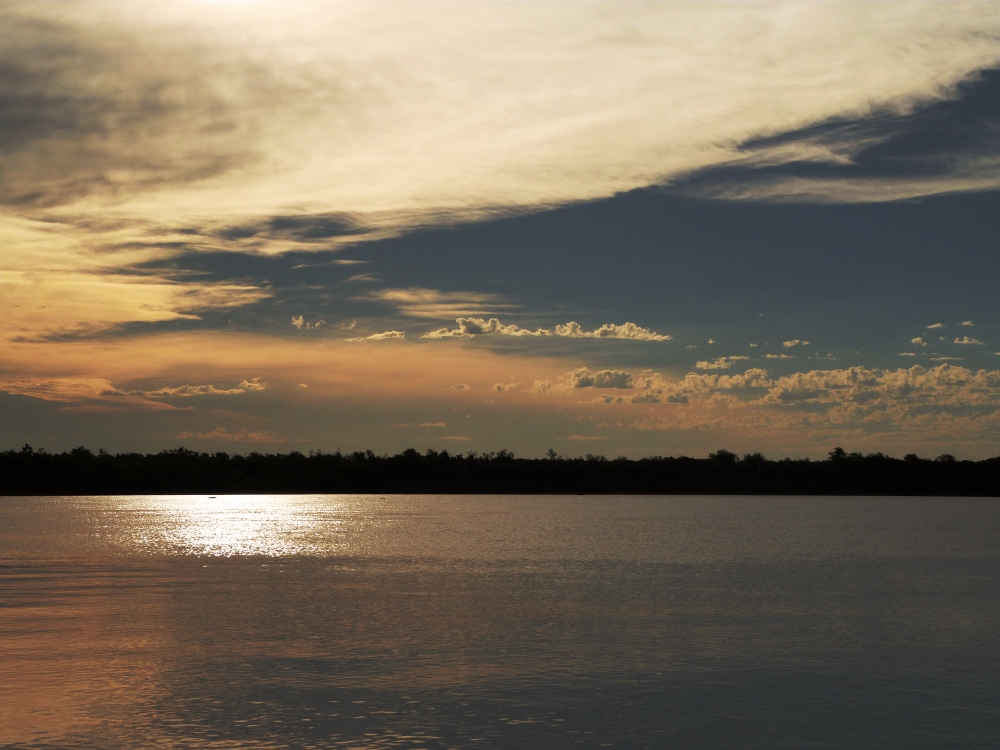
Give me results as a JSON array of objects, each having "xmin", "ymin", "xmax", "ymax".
[{"xmin": 2, "ymin": 445, "xmax": 999, "ymax": 496}]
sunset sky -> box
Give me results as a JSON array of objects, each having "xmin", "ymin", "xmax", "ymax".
[{"xmin": 2, "ymin": 0, "xmax": 999, "ymax": 458}]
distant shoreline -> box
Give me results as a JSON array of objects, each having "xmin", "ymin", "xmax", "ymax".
[{"xmin": 3, "ymin": 446, "xmax": 998, "ymax": 497}]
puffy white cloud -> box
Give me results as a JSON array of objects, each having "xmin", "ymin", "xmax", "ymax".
[
  {"xmin": 927, "ymin": 323, "xmax": 945, "ymax": 329},
  {"xmin": 423, "ymin": 317, "xmax": 546, "ymax": 339},
  {"xmin": 562, "ymin": 362, "xmax": 1000, "ymax": 411},
  {"xmin": 783, "ymin": 339, "xmax": 810, "ymax": 348},
  {"xmin": 954, "ymin": 336, "xmax": 985, "ymax": 345},
  {"xmin": 765, "ymin": 353, "xmax": 794, "ymax": 359},
  {"xmin": 961, "ymin": 321, "xmax": 975, "ymax": 326},
  {"xmin": 911, "ymin": 337, "xmax": 927, "ymax": 346},
  {"xmin": 554, "ymin": 322, "xmax": 670, "ymax": 341},
  {"xmin": 292, "ymin": 316, "xmax": 325, "ymax": 330},
  {"xmin": 422, "ymin": 317, "xmax": 669, "ymax": 340},
  {"xmin": 238, "ymin": 377, "xmax": 267, "ymax": 391},
  {"xmin": 531, "ymin": 380, "xmax": 554, "ymax": 394},
  {"xmin": 571, "ymin": 368, "xmax": 633, "ymax": 389},
  {"xmin": 696, "ymin": 356, "xmax": 749, "ymax": 370}
]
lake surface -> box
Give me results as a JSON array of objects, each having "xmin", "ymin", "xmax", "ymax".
[{"xmin": 2, "ymin": 495, "xmax": 999, "ymax": 749}]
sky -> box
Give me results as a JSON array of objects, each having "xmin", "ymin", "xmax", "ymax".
[{"xmin": 2, "ymin": 0, "xmax": 999, "ymax": 459}]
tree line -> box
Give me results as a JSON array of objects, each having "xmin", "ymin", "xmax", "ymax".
[{"xmin": 1, "ymin": 444, "xmax": 998, "ymax": 496}]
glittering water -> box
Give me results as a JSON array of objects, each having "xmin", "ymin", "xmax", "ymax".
[{"xmin": 2, "ymin": 495, "xmax": 999, "ymax": 749}]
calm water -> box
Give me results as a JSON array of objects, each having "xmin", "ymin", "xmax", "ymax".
[{"xmin": 1, "ymin": 495, "xmax": 999, "ymax": 749}]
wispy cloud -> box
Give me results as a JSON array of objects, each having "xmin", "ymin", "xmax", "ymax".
[
  {"xmin": 0, "ymin": 375, "xmax": 266, "ymax": 406},
  {"xmin": 370, "ymin": 289, "xmax": 514, "ymax": 319},
  {"xmin": 178, "ymin": 427, "xmax": 282, "ymax": 443},
  {"xmin": 346, "ymin": 331, "xmax": 405, "ymax": 342}
]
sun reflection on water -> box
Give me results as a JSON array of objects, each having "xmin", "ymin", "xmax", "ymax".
[{"xmin": 113, "ymin": 495, "xmax": 364, "ymax": 557}]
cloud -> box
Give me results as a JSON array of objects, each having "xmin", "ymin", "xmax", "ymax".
[
  {"xmin": 4, "ymin": 3, "xmax": 998, "ymax": 345},
  {"xmin": 298, "ymin": 383, "xmax": 308, "ymax": 388},
  {"xmin": 118, "ymin": 377, "xmax": 267, "ymax": 398},
  {"xmin": 954, "ymin": 336, "xmax": 985, "ymax": 345},
  {"xmin": 566, "ymin": 434, "xmax": 607, "ymax": 441},
  {"xmin": 765, "ymin": 353, "xmax": 794, "ymax": 359},
  {"xmin": 553, "ymin": 322, "xmax": 670, "ymax": 341},
  {"xmin": 492, "ymin": 382, "xmax": 520, "ymax": 392},
  {"xmin": 1, "ymin": 218, "xmax": 273, "ymax": 341},
  {"xmin": 667, "ymin": 67, "xmax": 1000, "ymax": 204},
  {"xmin": 911, "ymin": 337, "xmax": 927, "ymax": 346},
  {"xmin": 346, "ymin": 331, "xmax": 406, "ymax": 342},
  {"xmin": 423, "ymin": 317, "xmax": 546, "ymax": 338},
  {"xmin": 292, "ymin": 316, "xmax": 326, "ymax": 330},
  {"xmin": 396, "ymin": 422, "xmax": 446, "ymax": 428},
  {"xmin": 238, "ymin": 377, "xmax": 267, "ymax": 391},
  {"xmin": 345, "ymin": 273, "xmax": 379, "ymax": 283},
  {"xmin": 0, "ymin": 373, "xmax": 266, "ymax": 411},
  {"xmin": 452, "ymin": 383, "xmax": 468, "ymax": 390},
  {"xmin": 928, "ymin": 323, "xmax": 945, "ymax": 329},
  {"xmin": 531, "ymin": 380, "xmax": 554, "ymax": 394},
  {"xmin": 571, "ymin": 368, "xmax": 633, "ymax": 389},
  {"xmin": 898, "ymin": 352, "xmax": 917, "ymax": 357},
  {"xmin": 6, "ymin": 3, "xmax": 997, "ymax": 222},
  {"xmin": 961, "ymin": 321, "xmax": 975, "ymax": 326},
  {"xmin": 372, "ymin": 289, "xmax": 514, "ymax": 319},
  {"xmin": 594, "ymin": 363, "xmax": 1000, "ymax": 444},
  {"xmin": 783, "ymin": 340, "xmax": 810, "ymax": 348},
  {"xmin": 422, "ymin": 317, "xmax": 669, "ymax": 341},
  {"xmin": 177, "ymin": 427, "xmax": 282, "ymax": 444},
  {"xmin": 696, "ymin": 356, "xmax": 750, "ymax": 370}
]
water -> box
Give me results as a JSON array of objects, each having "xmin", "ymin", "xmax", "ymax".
[{"xmin": 2, "ymin": 495, "xmax": 999, "ymax": 749}]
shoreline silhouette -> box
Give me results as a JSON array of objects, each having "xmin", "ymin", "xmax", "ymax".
[{"xmin": 3, "ymin": 445, "xmax": 998, "ymax": 496}]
